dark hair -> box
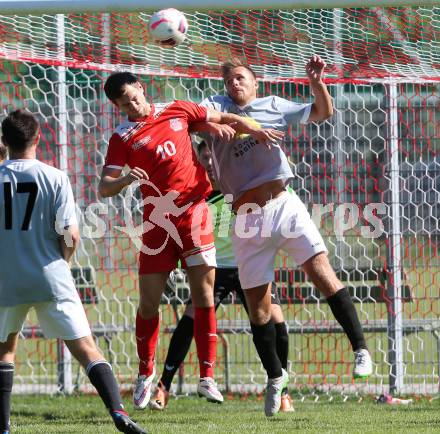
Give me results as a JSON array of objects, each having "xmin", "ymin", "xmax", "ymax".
[
  {"xmin": 1, "ymin": 109, "xmax": 39, "ymax": 153},
  {"xmin": 0, "ymin": 143, "xmax": 7, "ymax": 161},
  {"xmin": 104, "ymin": 71, "xmax": 139, "ymax": 102},
  {"xmin": 221, "ymin": 59, "xmax": 257, "ymax": 80},
  {"xmin": 197, "ymin": 140, "xmax": 207, "ymax": 155}
]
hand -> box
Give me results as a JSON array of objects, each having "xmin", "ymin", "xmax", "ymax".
[
  {"xmin": 208, "ymin": 123, "xmax": 237, "ymax": 141},
  {"xmin": 306, "ymin": 54, "xmax": 326, "ymax": 83},
  {"xmin": 124, "ymin": 167, "xmax": 149, "ymax": 185},
  {"xmin": 250, "ymin": 128, "xmax": 284, "ymax": 149}
]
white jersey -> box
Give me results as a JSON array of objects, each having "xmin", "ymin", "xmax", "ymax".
[
  {"xmin": 201, "ymin": 95, "xmax": 312, "ymax": 201},
  {"xmin": 0, "ymin": 159, "xmax": 78, "ymax": 306}
]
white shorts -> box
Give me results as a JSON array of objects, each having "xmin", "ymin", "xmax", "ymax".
[
  {"xmin": 0, "ymin": 295, "xmax": 91, "ymax": 343},
  {"xmin": 183, "ymin": 245, "xmax": 217, "ymax": 268},
  {"xmin": 232, "ymin": 191, "xmax": 327, "ymax": 289}
]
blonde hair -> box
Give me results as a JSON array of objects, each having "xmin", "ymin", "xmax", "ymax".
[{"xmin": 221, "ymin": 59, "xmax": 257, "ymax": 80}]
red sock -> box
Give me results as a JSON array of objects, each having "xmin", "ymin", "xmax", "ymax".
[
  {"xmin": 194, "ymin": 306, "xmax": 217, "ymax": 378},
  {"xmin": 136, "ymin": 312, "xmax": 159, "ymax": 377}
]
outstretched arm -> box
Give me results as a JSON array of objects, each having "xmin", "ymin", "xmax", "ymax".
[
  {"xmin": 192, "ymin": 109, "xmax": 284, "ymax": 145},
  {"xmin": 306, "ymin": 55, "xmax": 334, "ymax": 122},
  {"xmin": 190, "ymin": 121, "xmax": 237, "ymax": 141}
]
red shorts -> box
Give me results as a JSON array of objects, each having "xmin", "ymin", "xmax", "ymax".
[{"xmin": 139, "ymin": 199, "xmax": 216, "ymax": 274}]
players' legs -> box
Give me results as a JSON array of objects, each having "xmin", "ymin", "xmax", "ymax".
[
  {"xmin": 187, "ymin": 264, "xmax": 223, "ymax": 403},
  {"xmin": 271, "ymin": 305, "xmax": 288, "ymax": 373},
  {"xmin": 270, "ymin": 303, "xmax": 294, "ymax": 412},
  {"xmin": 281, "ymin": 191, "xmax": 371, "ymax": 377},
  {"xmin": 302, "ymin": 253, "xmax": 372, "ymax": 378},
  {"xmin": 232, "ymin": 208, "xmax": 282, "ymax": 378},
  {"xmin": 150, "ymin": 303, "xmax": 194, "ymax": 411},
  {"xmin": 138, "ymin": 273, "xmax": 169, "ymax": 319},
  {"xmin": 268, "ymin": 283, "xmax": 289, "ymax": 373},
  {"xmin": 150, "ymin": 302, "xmax": 194, "ymax": 410},
  {"xmin": 64, "ymin": 336, "xmax": 146, "ymax": 433},
  {"xmin": 270, "ymin": 304, "xmax": 284, "ymax": 323},
  {"xmin": 159, "ymin": 303, "xmax": 194, "ymax": 390},
  {"xmin": 65, "ymin": 336, "xmax": 124, "ymax": 412},
  {"xmin": 178, "ymin": 199, "xmax": 221, "ymax": 398},
  {"xmin": 0, "ymin": 303, "xmax": 31, "ymax": 434},
  {"xmin": 153, "ymin": 303, "xmax": 194, "ymax": 400},
  {"xmin": 302, "ymin": 253, "xmax": 368, "ymax": 352},
  {"xmin": 236, "ymin": 276, "xmax": 288, "ymax": 379},
  {"xmin": 186, "ymin": 265, "xmax": 216, "ymax": 380},
  {"xmin": 243, "ymin": 283, "xmax": 287, "ymax": 417},
  {"xmin": 0, "ymin": 333, "xmax": 19, "ymax": 434},
  {"xmin": 301, "ymin": 251, "xmax": 342, "ymax": 297},
  {"xmin": 186, "ymin": 264, "xmax": 215, "ymax": 307},
  {"xmin": 219, "ymin": 268, "xmax": 292, "ymax": 411},
  {"xmin": 186, "ymin": 265, "xmax": 216, "ymax": 377},
  {"xmin": 232, "ymin": 205, "xmax": 288, "ymax": 416},
  {"xmin": 137, "ymin": 227, "xmax": 180, "ymax": 378},
  {"xmin": 65, "ymin": 335, "xmax": 102, "ymax": 365},
  {"xmin": 137, "ymin": 273, "xmax": 169, "ymax": 373},
  {"xmin": 183, "ymin": 303, "xmax": 194, "ymax": 318},
  {"xmin": 153, "ymin": 268, "xmax": 235, "ymax": 410},
  {"xmin": 132, "ymin": 272, "xmax": 168, "ymax": 409},
  {"xmin": 0, "ymin": 333, "xmax": 18, "ymax": 364},
  {"xmin": 35, "ymin": 298, "xmax": 147, "ymax": 433},
  {"xmin": 243, "ymin": 283, "xmax": 283, "ymax": 378}
]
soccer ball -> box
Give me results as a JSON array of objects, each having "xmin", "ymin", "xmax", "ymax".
[{"xmin": 148, "ymin": 8, "xmax": 188, "ymax": 47}]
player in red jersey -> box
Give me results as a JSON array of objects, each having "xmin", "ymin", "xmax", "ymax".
[{"xmin": 99, "ymin": 72, "xmax": 283, "ymax": 410}]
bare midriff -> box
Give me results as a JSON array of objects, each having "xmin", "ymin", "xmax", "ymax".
[{"xmin": 232, "ymin": 179, "xmax": 286, "ymax": 214}]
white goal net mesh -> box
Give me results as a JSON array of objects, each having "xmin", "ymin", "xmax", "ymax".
[{"xmin": 0, "ymin": 8, "xmax": 438, "ymax": 399}]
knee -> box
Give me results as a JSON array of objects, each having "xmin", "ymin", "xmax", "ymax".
[
  {"xmin": 271, "ymin": 305, "xmax": 284, "ymax": 324},
  {"xmin": 186, "ymin": 266, "xmax": 215, "ymax": 308},
  {"xmin": 303, "ymin": 253, "xmax": 343, "ymax": 296},
  {"xmin": 249, "ymin": 306, "xmax": 272, "ymax": 325},
  {"xmin": 138, "ymin": 298, "xmax": 160, "ymax": 319},
  {"xmin": 66, "ymin": 336, "xmax": 102, "ymax": 367},
  {"xmin": 80, "ymin": 347, "xmax": 103, "ymax": 367},
  {"xmin": 0, "ymin": 351, "xmax": 15, "ymax": 364},
  {"xmin": 303, "ymin": 252, "xmax": 330, "ymax": 274},
  {"xmin": 191, "ymin": 285, "xmax": 214, "ymax": 308},
  {"xmin": 0, "ymin": 333, "xmax": 19, "ymax": 362}
]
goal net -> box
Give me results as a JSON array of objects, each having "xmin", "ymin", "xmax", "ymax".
[{"xmin": 0, "ymin": 7, "xmax": 439, "ymax": 399}]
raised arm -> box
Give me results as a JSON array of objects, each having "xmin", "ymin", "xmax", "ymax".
[
  {"xmin": 306, "ymin": 55, "xmax": 334, "ymax": 122},
  {"xmin": 98, "ymin": 166, "xmax": 149, "ymax": 198}
]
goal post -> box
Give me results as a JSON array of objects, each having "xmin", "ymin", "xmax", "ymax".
[{"xmin": 1, "ymin": 6, "xmax": 439, "ymax": 398}]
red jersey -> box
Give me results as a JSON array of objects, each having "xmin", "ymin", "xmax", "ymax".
[{"xmin": 105, "ymin": 100, "xmax": 212, "ymax": 207}]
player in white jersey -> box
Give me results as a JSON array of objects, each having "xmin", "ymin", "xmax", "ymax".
[
  {"xmin": 0, "ymin": 110, "xmax": 146, "ymax": 434},
  {"xmin": 150, "ymin": 142, "xmax": 294, "ymax": 413},
  {"xmin": 196, "ymin": 55, "xmax": 373, "ymax": 417}
]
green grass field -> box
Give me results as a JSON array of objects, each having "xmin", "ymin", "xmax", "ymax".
[
  {"xmin": 9, "ymin": 394, "xmax": 440, "ymax": 433},
  {"xmin": 14, "ymin": 239, "xmax": 440, "ymax": 395}
]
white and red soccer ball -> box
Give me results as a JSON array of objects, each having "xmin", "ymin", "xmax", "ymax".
[{"xmin": 148, "ymin": 8, "xmax": 188, "ymax": 47}]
